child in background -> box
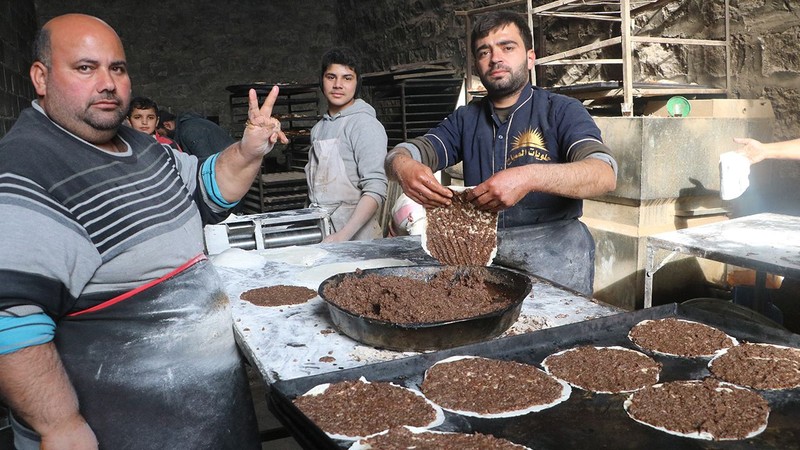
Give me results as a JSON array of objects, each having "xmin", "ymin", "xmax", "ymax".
[{"xmin": 127, "ymin": 96, "xmax": 182, "ymax": 152}]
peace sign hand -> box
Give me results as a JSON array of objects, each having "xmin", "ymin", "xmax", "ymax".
[{"xmin": 240, "ymin": 86, "xmax": 289, "ymax": 158}]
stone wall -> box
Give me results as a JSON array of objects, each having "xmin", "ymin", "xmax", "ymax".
[
  {"xmin": 731, "ymin": 0, "xmax": 800, "ymax": 140},
  {"xmin": 335, "ymin": 0, "xmax": 800, "ymax": 140},
  {"xmin": 3, "ymin": 1, "xmax": 797, "ymax": 140},
  {"xmin": 32, "ymin": 0, "xmax": 338, "ymax": 132},
  {"xmin": 335, "ymin": 0, "xmax": 492, "ymax": 73},
  {"xmin": 0, "ymin": 0, "xmax": 36, "ymax": 136}
]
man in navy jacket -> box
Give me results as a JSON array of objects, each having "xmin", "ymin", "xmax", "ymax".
[{"xmin": 385, "ymin": 10, "xmax": 617, "ymax": 295}]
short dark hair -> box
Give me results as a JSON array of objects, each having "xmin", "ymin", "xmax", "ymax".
[
  {"xmin": 128, "ymin": 96, "xmax": 159, "ymax": 117},
  {"xmin": 471, "ymin": 10, "xmax": 532, "ymax": 55},
  {"xmin": 319, "ymin": 47, "xmax": 362, "ymax": 97},
  {"xmin": 32, "ymin": 28, "xmax": 51, "ymax": 67},
  {"xmin": 158, "ymin": 110, "xmax": 176, "ymax": 124}
]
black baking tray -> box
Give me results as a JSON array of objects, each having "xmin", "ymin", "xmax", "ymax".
[
  {"xmin": 268, "ymin": 303, "xmax": 800, "ymax": 449},
  {"xmin": 318, "ymin": 265, "xmax": 532, "ymax": 352}
]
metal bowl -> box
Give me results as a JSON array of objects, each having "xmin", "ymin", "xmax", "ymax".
[{"xmin": 318, "ymin": 265, "xmax": 533, "ymax": 352}]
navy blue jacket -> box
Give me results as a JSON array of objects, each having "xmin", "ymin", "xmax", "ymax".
[{"xmin": 423, "ymin": 84, "xmax": 606, "ymax": 228}]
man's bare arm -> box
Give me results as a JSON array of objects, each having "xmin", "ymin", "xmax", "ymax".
[
  {"xmin": 385, "ymin": 148, "xmax": 452, "ymax": 208},
  {"xmin": 322, "ymin": 196, "xmax": 379, "ymax": 242},
  {"xmin": 468, "ymin": 158, "xmax": 616, "ymax": 212},
  {"xmin": 0, "ymin": 342, "xmax": 98, "ymax": 448},
  {"xmin": 733, "ymin": 137, "xmax": 800, "ymax": 163}
]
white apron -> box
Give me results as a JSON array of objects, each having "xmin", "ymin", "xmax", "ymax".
[{"xmin": 305, "ymin": 130, "xmax": 381, "ymax": 241}]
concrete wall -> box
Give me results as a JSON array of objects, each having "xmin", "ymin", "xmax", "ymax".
[
  {"xmin": 731, "ymin": 0, "xmax": 800, "ymax": 141},
  {"xmin": 584, "ymin": 114, "xmax": 776, "ymax": 310},
  {"xmin": 32, "ymin": 0, "xmax": 338, "ymax": 132},
  {"xmin": 0, "ymin": 0, "xmax": 36, "ymax": 135},
  {"xmin": 337, "ymin": 0, "xmax": 800, "ymax": 140},
  {"xmin": 0, "ymin": 1, "xmax": 792, "ymax": 141}
]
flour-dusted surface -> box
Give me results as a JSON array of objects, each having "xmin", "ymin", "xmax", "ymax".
[
  {"xmin": 259, "ymin": 245, "xmax": 330, "ymax": 267},
  {"xmin": 210, "ymin": 247, "xmax": 267, "ymax": 269},
  {"xmin": 215, "ymin": 236, "xmax": 622, "ymax": 383},
  {"xmin": 648, "ymin": 213, "xmax": 800, "ymax": 279}
]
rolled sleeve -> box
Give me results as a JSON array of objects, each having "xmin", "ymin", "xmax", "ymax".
[
  {"xmin": 423, "ymin": 112, "xmax": 464, "ymax": 171},
  {"xmin": 0, "ymin": 313, "xmax": 55, "ymax": 355}
]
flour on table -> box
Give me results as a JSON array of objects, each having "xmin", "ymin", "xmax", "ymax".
[
  {"xmin": 718, "ymin": 229, "xmax": 796, "ymax": 248},
  {"xmin": 503, "ymin": 315, "xmax": 549, "ymax": 336},
  {"xmin": 258, "ymin": 246, "xmax": 330, "ymax": 266},
  {"xmin": 295, "ymin": 258, "xmax": 415, "ymax": 285},
  {"xmin": 210, "ymin": 248, "xmax": 266, "ymax": 270}
]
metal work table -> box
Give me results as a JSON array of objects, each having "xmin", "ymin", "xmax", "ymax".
[
  {"xmin": 645, "ymin": 213, "xmax": 800, "ymax": 312},
  {"xmin": 212, "ymin": 236, "xmax": 622, "ymax": 384}
]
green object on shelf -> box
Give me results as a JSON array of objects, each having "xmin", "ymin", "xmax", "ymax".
[{"xmin": 666, "ymin": 96, "xmax": 691, "ymax": 117}]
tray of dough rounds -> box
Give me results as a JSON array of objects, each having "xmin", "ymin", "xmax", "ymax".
[{"xmin": 268, "ymin": 302, "xmax": 800, "ymax": 449}]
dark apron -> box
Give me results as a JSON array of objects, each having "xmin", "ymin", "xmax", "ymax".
[
  {"xmin": 49, "ymin": 257, "xmax": 259, "ymax": 450},
  {"xmin": 494, "ymin": 219, "xmax": 595, "ymax": 296}
]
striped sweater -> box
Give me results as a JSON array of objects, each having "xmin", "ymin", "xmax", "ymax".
[{"xmin": 0, "ymin": 105, "xmax": 226, "ymax": 319}]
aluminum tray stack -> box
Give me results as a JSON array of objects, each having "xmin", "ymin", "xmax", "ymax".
[{"xmin": 269, "ymin": 303, "xmax": 800, "ymax": 449}]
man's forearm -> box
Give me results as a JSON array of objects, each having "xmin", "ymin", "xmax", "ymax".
[
  {"xmin": 0, "ymin": 342, "xmax": 90, "ymax": 439},
  {"xmin": 212, "ymin": 142, "xmax": 263, "ymax": 203},
  {"xmin": 384, "ymin": 147, "xmax": 411, "ymax": 181},
  {"xmin": 386, "ymin": 137, "xmax": 441, "ymax": 181},
  {"xmin": 331, "ymin": 196, "xmax": 379, "ymax": 241},
  {"xmin": 766, "ymin": 138, "xmax": 800, "ymax": 160},
  {"xmin": 524, "ymin": 158, "xmax": 616, "ymax": 199}
]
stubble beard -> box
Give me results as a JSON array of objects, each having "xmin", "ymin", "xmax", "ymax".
[
  {"xmin": 47, "ymin": 91, "xmax": 127, "ymax": 136},
  {"xmin": 83, "ymin": 94, "xmax": 128, "ymax": 131},
  {"xmin": 481, "ymin": 61, "xmax": 529, "ymax": 99}
]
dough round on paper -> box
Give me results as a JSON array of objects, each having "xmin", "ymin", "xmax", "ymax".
[
  {"xmin": 542, "ymin": 345, "xmax": 660, "ymax": 393},
  {"xmin": 293, "ymin": 377, "xmax": 444, "ymax": 441},
  {"xmin": 421, "ymin": 355, "xmax": 570, "ymax": 418},
  {"xmin": 240, "ymin": 285, "xmax": 317, "ymax": 307},
  {"xmin": 624, "ymin": 378, "xmax": 769, "ymax": 441},
  {"xmin": 349, "ymin": 426, "xmax": 531, "ymax": 450},
  {"xmin": 628, "ymin": 318, "xmax": 737, "ymax": 358},
  {"xmin": 709, "ymin": 342, "xmax": 800, "ymax": 390}
]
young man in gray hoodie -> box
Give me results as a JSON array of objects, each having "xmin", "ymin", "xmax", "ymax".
[{"xmin": 305, "ymin": 47, "xmax": 389, "ymax": 241}]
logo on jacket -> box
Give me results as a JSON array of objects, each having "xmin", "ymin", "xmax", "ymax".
[{"xmin": 508, "ymin": 127, "xmax": 550, "ymax": 164}]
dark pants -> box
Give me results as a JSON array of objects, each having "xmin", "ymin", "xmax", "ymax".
[
  {"xmin": 494, "ymin": 219, "xmax": 595, "ymax": 296},
  {"xmin": 10, "ymin": 413, "xmax": 37, "ymax": 450}
]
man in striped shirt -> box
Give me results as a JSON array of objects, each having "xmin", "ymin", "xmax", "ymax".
[{"xmin": 0, "ymin": 13, "xmax": 285, "ymax": 449}]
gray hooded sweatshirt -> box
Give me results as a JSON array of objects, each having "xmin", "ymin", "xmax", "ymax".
[{"xmin": 309, "ymin": 98, "xmax": 388, "ymax": 205}]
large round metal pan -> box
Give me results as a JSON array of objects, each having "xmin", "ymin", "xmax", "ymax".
[{"xmin": 318, "ymin": 265, "xmax": 533, "ymax": 352}]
